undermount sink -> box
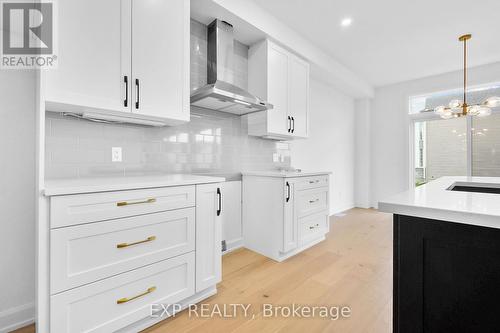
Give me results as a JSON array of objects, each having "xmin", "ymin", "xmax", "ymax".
[{"xmin": 447, "ymin": 182, "xmax": 500, "ymax": 194}]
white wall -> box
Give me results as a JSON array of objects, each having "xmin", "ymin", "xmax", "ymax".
[
  {"xmin": 354, "ymin": 99, "xmax": 371, "ymax": 208},
  {"xmin": 367, "ymin": 61, "xmax": 500, "ymax": 207},
  {"xmin": 291, "ymin": 79, "xmax": 355, "ymax": 214},
  {"xmin": 0, "ymin": 70, "xmax": 36, "ymax": 332}
]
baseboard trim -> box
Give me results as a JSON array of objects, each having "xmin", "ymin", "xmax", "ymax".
[
  {"xmin": 0, "ymin": 302, "xmax": 35, "ymax": 333},
  {"xmin": 223, "ymin": 238, "xmax": 243, "ymax": 255},
  {"xmin": 330, "ymin": 204, "xmax": 355, "ymax": 216}
]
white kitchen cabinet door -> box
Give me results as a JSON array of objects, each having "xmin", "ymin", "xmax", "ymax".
[
  {"xmin": 220, "ymin": 181, "xmax": 242, "ymax": 252},
  {"xmin": 45, "ymin": 0, "xmax": 131, "ymax": 112},
  {"xmin": 131, "ymin": 0, "xmax": 189, "ymax": 123},
  {"xmin": 248, "ymin": 40, "xmax": 309, "ymax": 140},
  {"xmin": 267, "ymin": 44, "xmax": 290, "ymax": 136},
  {"xmin": 50, "ymin": 253, "xmax": 195, "ymax": 333},
  {"xmin": 289, "ymin": 56, "xmax": 309, "ymax": 138},
  {"xmin": 195, "ymin": 183, "xmax": 222, "ymax": 292},
  {"xmin": 283, "ymin": 180, "xmax": 297, "ymax": 252}
]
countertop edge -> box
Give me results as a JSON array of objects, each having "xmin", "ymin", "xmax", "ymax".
[
  {"xmin": 241, "ymin": 171, "xmax": 332, "ymax": 178},
  {"xmin": 43, "ymin": 176, "xmax": 226, "ymax": 196},
  {"xmin": 379, "ymin": 201, "xmax": 500, "ymax": 230}
]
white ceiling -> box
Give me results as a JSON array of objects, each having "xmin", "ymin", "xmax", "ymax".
[{"xmin": 251, "ymin": 0, "xmax": 500, "ymax": 87}]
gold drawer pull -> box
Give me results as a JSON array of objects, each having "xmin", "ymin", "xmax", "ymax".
[
  {"xmin": 117, "ymin": 198, "xmax": 156, "ymax": 207},
  {"xmin": 117, "ymin": 236, "xmax": 156, "ymax": 248},
  {"xmin": 309, "ymin": 180, "xmax": 320, "ymax": 184},
  {"xmin": 309, "ymin": 223, "xmax": 320, "ymax": 230},
  {"xmin": 117, "ymin": 286, "xmax": 156, "ymax": 304},
  {"xmin": 309, "ymin": 198, "xmax": 319, "ymax": 203}
]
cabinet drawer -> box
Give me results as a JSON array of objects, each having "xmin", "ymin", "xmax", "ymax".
[
  {"xmin": 50, "ymin": 186, "xmax": 195, "ymax": 228},
  {"xmin": 51, "ymin": 252, "xmax": 195, "ymax": 333},
  {"xmin": 296, "ymin": 187, "xmax": 329, "ymax": 218},
  {"xmin": 299, "ymin": 212, "xmax": 329, "ymax": 246},
  {"xmin": 294, "ymin": 175, "xmax": 329, "ymax": 191},
  {"xmin": 51, "ymin": 208, "xmax": 195, "ymax": 294}
]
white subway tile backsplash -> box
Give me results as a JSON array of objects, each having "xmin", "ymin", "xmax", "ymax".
[
  {"xmin": 44, "ymin": 19, "xmax": 290, "ymax": 180},
  {"xmin": 45, "ymin": 108, "xmax": 290, "ymax": 179}
]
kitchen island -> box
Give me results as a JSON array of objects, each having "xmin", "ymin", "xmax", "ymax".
[{"xmin": 379, "ymin": 177, "xmax": 500, "ymax": 333}]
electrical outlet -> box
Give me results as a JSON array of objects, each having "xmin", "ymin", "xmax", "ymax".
[
  {"xmin": 112, "ymin": 147, "xmax": 122, "ymax": 162},
  {"xmin": 280, "ymin": 154, "xmax": 285, "ymax": 162}
]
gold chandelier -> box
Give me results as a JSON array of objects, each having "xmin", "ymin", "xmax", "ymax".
[{"xmin": 434, "ymin": 34, "xmax": 500, "ymax": 119}]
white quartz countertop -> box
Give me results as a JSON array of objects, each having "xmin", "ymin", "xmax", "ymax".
[
  {"xmin": 242, "ymin": 170, "xmax": 332, "ymax": 178},
  {"xmin": 378, "ymin": 176, "xmax": 500, "ymax": 229},
  {"xmin": 44, "ymin": 174, "xmax": 226, "ymax": 196}
]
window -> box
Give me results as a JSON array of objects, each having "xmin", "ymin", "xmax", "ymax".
[
  {"xmin": 472, "ymin": 113, "xmax": 500, "ymax": 176},
  {"xmin": 414, "ymin": 117, "xmax": 467, "ymax": 186},
  {"xmin": 410, "ymin": 83, "xmax": 500, "ymax": 186}
]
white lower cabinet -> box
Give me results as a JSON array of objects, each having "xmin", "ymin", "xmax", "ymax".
[
  {"xmin": 51, "ymin": 208, "xmax": 195, "ymax": 293},
  {"xmin": 195, "ymin": 184, "xmax": 223, "ymax": 292},
  {"xmin": 51, "ymin": 253, "xmax": 195, "ymax": 333},
  {"xmin": 298, "ymin": 212, "xmax": 329, "ymax": 247},
  {"xmin": 243, "ymin": 174, "xmax": 330, "ymax": 262},
  {"xmin": 46, "ymin": 182, "xmax": 223, "ymax": 332}
]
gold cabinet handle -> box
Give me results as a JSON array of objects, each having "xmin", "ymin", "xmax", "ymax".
[
  {"xmin": 309, "ymin": 198, "xmax": 319, "ymax": 203},
  {"xmin": 117, "ymin": 286, "xmax": 156, "ymax": 304},
  {"xmin": 117, "ymin": 236, "xmax": 156, "ymax": 248},
  {"xmin": 309, "ymin": 180, "xmax": 320, "ymax": 184},
  {"xmin": 309, "ymin": 223, "xmax": 320, "ymax": 230},
  {"xmin": 117, "ymin": 198, "xmax": 156, "ymax": 207}
]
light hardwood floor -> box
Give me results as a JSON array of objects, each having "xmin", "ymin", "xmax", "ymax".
[{"xmin": 14, "ymin": 208, "xmax": 393, "ymax": 333}]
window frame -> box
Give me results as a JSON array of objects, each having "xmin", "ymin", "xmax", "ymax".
[{"xmin": 408, "ymin": 82, "xmax": 500, "ymax": 189}]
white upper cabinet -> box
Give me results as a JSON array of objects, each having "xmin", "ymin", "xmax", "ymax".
[
  {"xmin": 266, "ymin": 44, "xmax": 290, "ymax": 136},
  {"xmin": 131, "ymin": 0, "xmax": 189, "ymax": 122},
  {"xmin": 44, "ymin": 0, "xmax": 189, "ymax": 126},
  {"xmin": 247, "ymin": 40, "xmax": 309, "ymax": 140},
  {"xmin": 45, "ymin": 0, "xmax": 130, "ymax": 113},
  {"xmin": 289, "ymin": 56, "xmax": 309, "ymax": 138}
]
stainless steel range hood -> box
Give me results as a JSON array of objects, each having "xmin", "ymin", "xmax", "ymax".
[{"xmin": 190, "ymin": 19, "xmax": 273, "ymax": 115}]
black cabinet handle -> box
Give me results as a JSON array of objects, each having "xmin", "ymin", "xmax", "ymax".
[
  {"xmin": 287, "ymin": 116, "xmax": 291, "ymax": 133},
  {"xmin": 286, "ymin": 182, "xmax": 290, "ymax": 202},
  {"xmin": 217, "ymin": 188, "xmax": 222, "ymax": 216},
  {"xmin": 135, "ymin": 78, "xmax": 140, "ymax": 109},
  {"xmin": 291, "ymin": 117, "xmax": 295, "ymax": 133},
  {"xmin": 123, "ymin": 76, "xmax": 128, "ymax": 107}
]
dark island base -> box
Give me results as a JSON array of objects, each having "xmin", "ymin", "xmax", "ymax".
[{"xmin": 393, "ymin": 214, "xmax": 500, "ymax": 333}]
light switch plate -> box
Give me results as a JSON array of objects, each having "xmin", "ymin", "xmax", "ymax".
[
  {"xmin": 273, "ymin": 153, "xmax": 279, "ymax": 162},
  {"xmin": 112, "ymin": 147, "xmax": 122, "ymax": 162}
]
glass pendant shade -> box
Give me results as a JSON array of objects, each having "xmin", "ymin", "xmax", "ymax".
[
  {"xmin": 475, "ymin": 106, "xmax": 492, "ymax": 117},
  {"xmin": 485, "ymin": 96, "xmax": 500, "ymax": 108},
  {"xmin": 449, "ymin": 99, "xmax": 462, "ymax": 109},
  {"xmin": 441, "ymin": 111, "xmax": 454, "ymax": 119},
  {"xmin": 434, "ymin": 105, "xmax": 447, "ymax": 116},
  {"xmin": 468, "ymin": 105, "xmax": 480, "ymax": 116},
  {"xmin": 468, "ymin": 105, "xmax": 491, "ymax": 117}
]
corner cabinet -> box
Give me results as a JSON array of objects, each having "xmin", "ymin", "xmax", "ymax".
[
  {"xmin": 247, "ymin": 40, "xmax": 310, "ymax": 140},
  {"xmin": 44, "ymin": 0, "xmax": 189, "ymax": 126},
  {"xmin": 242, "ymin": 173, "xmax": 330, "ymax": 262}
]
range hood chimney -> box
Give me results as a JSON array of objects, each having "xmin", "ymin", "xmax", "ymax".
[{"xmin": 190, "ymin": 19, "xmax": 273, "ymax": 115}]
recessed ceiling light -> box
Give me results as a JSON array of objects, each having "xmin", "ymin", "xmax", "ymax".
[{"xmin": 341, "ymin": 17, "xmax": 352, "ymax": 27}]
